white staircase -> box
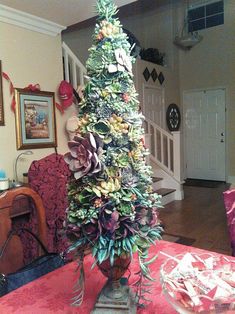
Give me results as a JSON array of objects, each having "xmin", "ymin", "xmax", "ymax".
[
  {"xmin": 62, "ymin": 41, "xmax": 184, "ymax": 205},
  {"xmin": 144, "ymin": 119, "xmax": 184, "ymax": 205}
]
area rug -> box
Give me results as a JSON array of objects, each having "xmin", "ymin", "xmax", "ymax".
[
  {"xmin": 184, "ymin": 179, "xmax": 224, "ymax": 188},
  {"xmin": 162, "ymin": 233, "xmax": 195, "ymax": 246}
]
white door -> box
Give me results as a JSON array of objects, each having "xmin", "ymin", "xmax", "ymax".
[
  {"xmin": 184, "ymin": 89, "xmax": 226, "ymax": 181},
  {"xmin": 143, "ymin": 86, "xmax": 165, "ymax": 128}
]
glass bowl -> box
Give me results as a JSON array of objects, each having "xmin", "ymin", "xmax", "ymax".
[{"xmin": 160, "ymin": 253, "xmax": 235, "ymax": 314}]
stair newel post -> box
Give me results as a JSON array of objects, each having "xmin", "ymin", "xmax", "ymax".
[{"xmin": 172, "ymin": 131, "xmax": 182, "ymax": 182}]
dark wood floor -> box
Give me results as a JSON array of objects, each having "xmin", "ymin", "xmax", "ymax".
[{"xmin": 159, "ymin": 183, "xmax": 232, "ymax": 256}]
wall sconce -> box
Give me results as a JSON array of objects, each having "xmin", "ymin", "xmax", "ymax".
[{"xmin": 13, "ymin": 150, "xmax": 33, "ymax": 187}]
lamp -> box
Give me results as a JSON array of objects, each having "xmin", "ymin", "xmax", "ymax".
[
  {"xmin": 13, "ymin": 150, "xmax": 33, "ymax": 187},
  {"xmin": 174, "ymin": 0, "xmax": 203, "ymax": 50}
]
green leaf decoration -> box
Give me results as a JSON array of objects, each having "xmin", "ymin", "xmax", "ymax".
[
  {"xmin": 143, "ymin": 253, "xmax": 158, "ymax": 266},
  {"xmin": 92, "ymin": 121, "xmax": 110, "ymax": 135},
  {"xmin": 78, "ymin": 191, "xmax": 91, "ymax": 204},
  {"xmin": 65, "ymin": 0, "xmax": 163, "ymax": 308},
  {"xmin": 92, "ymin": 187, "xmax": 102, "ymax": 197}
]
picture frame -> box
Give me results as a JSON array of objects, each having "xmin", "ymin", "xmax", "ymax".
[
  {"xmin": 15, "ymin": 88, "xmax": 57, "ymax": 150},
  {"xmin": 0, "ymin": 61, "xmax": 4, "ymax": 126}
]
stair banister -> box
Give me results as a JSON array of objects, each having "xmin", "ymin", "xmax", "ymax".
[
  {"xmin": 145, "ymin": 118, "xmax": 183, "ymax": 184},
  {"xmin": 62, "ymin": 41, "xmax": 86, "ymax": 88}
]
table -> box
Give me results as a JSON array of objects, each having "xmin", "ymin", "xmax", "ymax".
[{"xmin": 0, "ymin": 240, "xmax": 233, "ymax": 314}]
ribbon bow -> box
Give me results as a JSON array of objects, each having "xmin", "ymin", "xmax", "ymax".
[{"xmin": 23, "ymin": 84, "xmax": 41, "ymax": 92}]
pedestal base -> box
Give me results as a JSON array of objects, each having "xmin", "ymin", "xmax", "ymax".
[{"xmin": 92, "ymin": 280, "xmax": 137, "ymax": 314}]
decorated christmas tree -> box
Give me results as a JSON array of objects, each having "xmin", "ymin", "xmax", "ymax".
[{"xmin": 64, "ymin": 0, "xmax": 162, "ymax": 306}]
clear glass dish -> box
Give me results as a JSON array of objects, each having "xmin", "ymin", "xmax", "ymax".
[{"xmin": 160, "ymin": 253, "xmax": 235, "ymax": 314}]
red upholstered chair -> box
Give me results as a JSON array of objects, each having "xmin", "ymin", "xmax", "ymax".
[
  {"xmin": 223, "ymin": 189, "xmax": 235, "ymax": 256},
  {"xmin": 28, "ymin": 153, "xmax": 71, "ymax": 253}
]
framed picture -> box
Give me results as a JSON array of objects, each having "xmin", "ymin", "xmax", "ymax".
[
  {"xmin": 0, "ymin": 61, "xmax": 4, "ymax": 126},
  {"xmin": 15, "ymin": 88, "xmax": 57, "ymax": 149}
]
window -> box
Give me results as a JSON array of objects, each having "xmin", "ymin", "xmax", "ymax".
[{"xmin": 188, "ymin": 1, "xmax": 224, "ymax": 32}]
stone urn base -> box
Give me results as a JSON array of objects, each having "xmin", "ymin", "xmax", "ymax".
[
  {"xmin": 92, "ymin": 278, "xmax": 136, "ymax": 314},
  {"xmin": 92, "ymin": 254, "xmax": 136, "ymax": 313}
]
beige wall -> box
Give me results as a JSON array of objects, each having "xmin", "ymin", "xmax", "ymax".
[
  {"xmin": 0, "ymin": 22, "xmax": 74, "ymax": 182},
  {"xmin": 178, "ymin": 0, "xmax": 235, "ymax": 178}
]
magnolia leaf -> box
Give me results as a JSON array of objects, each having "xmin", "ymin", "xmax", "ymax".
[
  {"xmin": 92, "ymin": 245, "xmax": 98, "ymax": 257},
  {"xmin": 98, "ymin": 248, "xmax": 108, "ymax": 264},
  {"xmin": 143, "ymin": 253, "xmax": 158, "ymax": 266},
  {"xmin": 143, "ymin": 273, "xmax": 156, "ymax": 282},
  {"xmin": 108, "ymin": 239, "xmax": 114, "ymax": 254},
  {"xmin": 91, "ymin": 259, "xmax": 98, "ymax": 269},
  {"xmin": 93, "ymin": 121, "xmax": 110, "ymax": 135},
  {"xmin": 125, "ymin": 238, "xmax": 133, "ymax": 256}
]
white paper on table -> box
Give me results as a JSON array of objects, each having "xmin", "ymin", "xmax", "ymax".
[{"xmin": 170, "ymin": 253, "xmax": 197, "ymax": 276}]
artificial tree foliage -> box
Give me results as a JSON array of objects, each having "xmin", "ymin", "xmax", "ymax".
[{"xmin": 64, "ymin": 0, "xmax": 162, "ymax": 306}]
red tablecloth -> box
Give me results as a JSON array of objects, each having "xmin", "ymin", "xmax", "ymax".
[{"xmin": 0, "ymin": 240, "xmax": 232, "ymax": 314}]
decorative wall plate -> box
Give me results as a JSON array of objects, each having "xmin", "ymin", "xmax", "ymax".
[{"xmin": 166, "ymin": 103, "xmax": 181, "ymax": 131}]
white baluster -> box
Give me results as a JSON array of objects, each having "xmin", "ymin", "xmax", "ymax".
[
  {"xmin": 167, "ymin": 136, "xmax": 171, "ymax": 171},
  {"xmin": 79, "ymin": 69, "xmax": 84, "ymax": 86},
  {"xmin": 144, "ymin": 133, "xmax": 151, "ymax": 165},
  {"xmin": 63, "ymin": 50, "xmax": 69, "ymax": 82},
  {"xmin": 160, "ymin": 132, "xmax": 164, "ymax": 164},
  {"xmin": 172, "ymin": 131, "xmax": 182, "ymax": 182},
  {"xmin": 72, "ymin": 60, "xmax": 77, "ymax": 89}
]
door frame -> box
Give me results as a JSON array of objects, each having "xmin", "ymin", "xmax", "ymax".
[
  {"xmin": 142, "ymin": 83, "xmax": 166, "ymax": 129},
  {"xmin": 182, "ymin": 86, "xmax": 228, "ymax": 182}
]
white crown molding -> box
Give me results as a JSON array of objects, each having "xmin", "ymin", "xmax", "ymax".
[{"xmin": 0, "ymin": 4, "xmax": 66, "ymax": 36}]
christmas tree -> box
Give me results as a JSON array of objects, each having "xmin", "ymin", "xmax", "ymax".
[{"xmin": 64, "ymin": 0, "xmax": 162, "ymax": 305}]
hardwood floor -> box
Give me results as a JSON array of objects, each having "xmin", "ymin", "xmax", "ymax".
[{"xmin": 159, "ymin": 183, "xmax": 232, "ymax": 256}]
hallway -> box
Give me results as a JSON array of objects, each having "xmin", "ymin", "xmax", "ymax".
[{"xmin": 159, "ymin": 183, "xmax": 232, "ymax": 255}]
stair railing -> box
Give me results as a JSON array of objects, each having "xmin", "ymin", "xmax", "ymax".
[
  {"xmin": 62, "ymin": 41, "xmax": 87, "ymax": 88},
  {"xmin": 144, "ymin": 118, "xmax": 182, "ymax": 183}
]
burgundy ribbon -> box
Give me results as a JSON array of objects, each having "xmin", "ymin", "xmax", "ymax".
[
  {"xmin": 23, "ymin": 83, "xmax": 41, "ymax": 92},
  {"xmin": 2, "ymin": 72, "xmax": 16, "ymax": 112}
]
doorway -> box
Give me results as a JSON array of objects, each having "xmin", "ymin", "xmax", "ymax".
[{"xmin": 183, "ymin": 89, "xmax": 226, "ymax": 181}]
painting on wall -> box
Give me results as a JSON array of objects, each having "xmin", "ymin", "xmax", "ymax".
[
  {"xmin": 15, "ymin": 89, "xmax": 57, "ymax": 149},
  {"xmin": 0, "ymin": 61, "xmax": 4, "ymax": 126}
]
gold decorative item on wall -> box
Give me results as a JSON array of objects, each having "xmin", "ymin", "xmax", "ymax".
[
  {"xmin": 0, "ymin": 61, "xmax": 4, "ymax": 126},
  {"xmin": 15, "ymin": 88, "xmax": 57, "ymax": 150}
]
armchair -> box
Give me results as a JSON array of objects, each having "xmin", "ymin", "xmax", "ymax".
[{"xmin": 28, "ymin": 153, "xmax": 71, "ymax": 253}]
